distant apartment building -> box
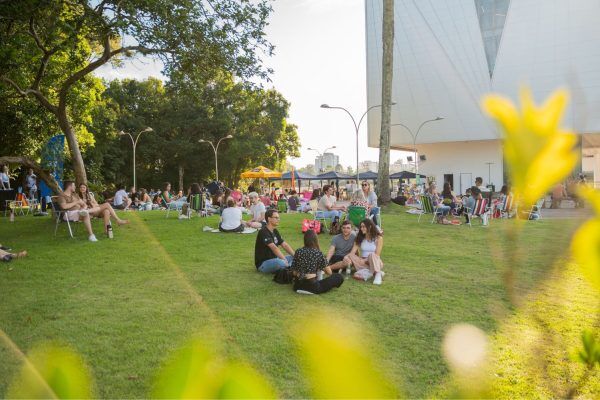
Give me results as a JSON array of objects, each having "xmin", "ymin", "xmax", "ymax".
[
  {"xmin": 315, "ymin": 152, "xmax": 339, "ymax": 172},
  {"xmin": 358, "ymin": 160, "xmax": 379, "ymax": 172}
]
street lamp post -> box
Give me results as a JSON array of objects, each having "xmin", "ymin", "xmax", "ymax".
[
  {"xmin": 199, "ymin": 134, "xmax": 233, "ymax": 182},
  {"xmin": 320, "ymin": 102, "xmax": 394, "ymax": 183},
  {"xmin": 119, "ymin": 127, "xmax": 153, "ymax": 189},
  {"xmin": 307, "ymin": 146, "xmax": 337, "ymax": 172},
  {"xmin": 391, "ymin": 117, "xmax": 444, "ymax": 183}
]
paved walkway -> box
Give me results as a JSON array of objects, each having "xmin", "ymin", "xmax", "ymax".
[{"xmin": 539, "ymin": 207, "xmax": 593, "ymax": 219}]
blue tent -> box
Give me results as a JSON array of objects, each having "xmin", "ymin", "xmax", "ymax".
[
  {"xmin": 356, "ymin": 170, "xmax": 378, "ymax": 180},
  {"xmin": 279, "ymin": 171, "xmax": 318, "ymax": 180},
  {"xmin": 389, "ymin": 171, "xmax": 426, "ymax": 179},
  {"xmin": 316, "ymin": 171, "xmax": 353, "ymax": 180}
]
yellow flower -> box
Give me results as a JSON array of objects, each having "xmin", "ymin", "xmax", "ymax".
[
  {"xmin": 482, "ymin": 87, "xmax": 579, "ymax": 205},
  {"xmin": 571, "ymin": 187, "xmax": 600, "ymax": 290}
]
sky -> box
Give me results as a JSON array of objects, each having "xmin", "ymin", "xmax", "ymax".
[{"xmin": 95, "ymin": 0, "xmax": 407, "ymax": 169}]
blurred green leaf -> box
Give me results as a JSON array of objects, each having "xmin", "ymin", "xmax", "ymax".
[
  {"xmin": 7, "ymin": 343, "xmax": 93, "ymax": 399},
  {"xmin": 578, "ymin": 330, "xmax": 600, "ymax": 368},
  {"xmin": 153, "ymin": 339, "xmax": 276, "ymax": 399},
  {"xmin": 291, "ymin": 312, "xmax": 398, "ymax": 399}
]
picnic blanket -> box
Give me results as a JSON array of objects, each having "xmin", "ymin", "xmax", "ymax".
[{"xmin": 203, "ymin": 226, "xmax": 257, "ymax": 234}]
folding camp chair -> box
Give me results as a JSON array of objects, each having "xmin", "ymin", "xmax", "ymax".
[
  {"xmin": 499, "ymin": 194, "xmax": 515, "ymax": 219},
  {"xmin": 465, "ymin": 198, "xmax": 489, "ymax": 227},
  {"xmin": 347, "ymin": 205, "xmax": 367, "ymax": 228},
  {"xmin": 277, "ymin": 199, "xmax": 288, "ymax": 213},
  {"xmin": 50, "ymin": 197, "xmax": 77, "ymax": 238},
  {"xmin": 164, "ymin": 194, "xmax": 185, "ymax": 218},
  {"xmin": 309, "ymin": 199, "xmax": 330, "ymax": 231},
  {"xmin": 526, "ymin": 198, "xmax": 545, "ymax": 220},
  {"xmin": 418, "ymin": 195, "xmax": 441, "ymax": 223}
]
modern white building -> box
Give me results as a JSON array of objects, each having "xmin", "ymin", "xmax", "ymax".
[
  {"xmin": 359, "ymin": 160, "xmax": 379, "ymax": 172},
  {"xmin": 365, "ymin": 0, "xmax": 600, "ymax": 192},
  {"xmin": 315, "ymin": 152, "xmax": 339, "ymax": 172}
]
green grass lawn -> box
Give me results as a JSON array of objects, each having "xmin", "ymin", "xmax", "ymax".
[{"xmin": 1, "ymin": 205, "xmax": 598, "ymax": 398}]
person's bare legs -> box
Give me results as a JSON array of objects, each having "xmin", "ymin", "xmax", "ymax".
[
  {"xmin": 90, "ymin": 203, "xmax": 129, "ymax": 225},
  {"xmin": 329, "ymin": 260, "xmax": 347, "ymax": 271},
  {"xmin": 0, "ymin": 248, "xmax": 27, "ymax": 258},
  {"xmin": 246, "ymin": 221, "xmax": 262, "ymax": 229},
  {"xmin": 102, "ymin": 209, "xmax": 111, "ymax": 231},
  {"xmin": 81, "ymin": 214, "xmax": 94, "ymax": 236}
]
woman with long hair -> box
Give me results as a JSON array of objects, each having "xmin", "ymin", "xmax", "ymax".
[
  {"xmin": 138, "ymin": 188, "xmax": 153, "ymax": 211},
  {"xmin": 291, "ymin": 230, "xmax": 344, "ymax": 294},
  {"xmin": 77, "ymin": 183, "xmax": 129, "ymax": 234},
  {"xmin": 343, "ymin": 218, "xmax": 384, "ymax": 285}
]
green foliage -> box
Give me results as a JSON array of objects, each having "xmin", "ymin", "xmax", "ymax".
[
  {"xmin": 579, "ymin": 330, "xmax": 600, "ymax": 369},
  {"xmin": 153, "ymin": 339, "xmax": 276, "ymax": 399},
  {"xmin": 7, "ymin": 343, "xmax": 94, "ymax": 399}
]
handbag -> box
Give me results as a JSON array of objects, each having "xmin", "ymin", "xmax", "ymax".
[{"xmin": 301, "ymin": 219, "xmax": 321, "ymax": 233}]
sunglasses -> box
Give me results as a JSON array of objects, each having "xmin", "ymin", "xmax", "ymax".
[{"xmin": 361, "ymin": 183, "xmax": 369, "ymax": 187}]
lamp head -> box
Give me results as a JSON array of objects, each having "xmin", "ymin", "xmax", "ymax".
[
  {"xmin": 264, "ymin": 143, "xmax": 270, "ymax": 148},
  {"xmin": 144, "ymin": 127, "xmax": 153, "ymax": 132},
  {"xmin": 320, "ymin": 104, "xmax": 330, "ymax": 108},
  {"xmin": 391, "ymin": 101, "xmax": 397, "ymax": 105},
  {"xmin": 435, "ymin": 116, "xmax": 444, "ymax": 121},
  {"xmin": 307, "ymin": 147, "xmax": 315, "ymax": 151},
  {"xmin": 198, "ymin": 139, "xmax": 206, "ymax": 143},
  {"xmin": 118, "ymin": 130, "xmax": 126, "ymax": 136},
  {"xmin": 331, "ymin": 146, "xmax": 337, "ymax": 149},
  {"xmin": 226, "ymin": 134, "xmax": 233, "ymax": 139}
]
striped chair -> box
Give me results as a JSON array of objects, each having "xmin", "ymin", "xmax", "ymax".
[
  {"xmin": 466, "ymin": 198, "xmax": 489, "ymax": 227},
  {"xmin": 418, "ymin": 195, "xmax": 440, "ymax": 223}
]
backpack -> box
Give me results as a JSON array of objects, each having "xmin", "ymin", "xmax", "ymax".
[
  {"xmin": 273, "ymin": 268, "xmax": 295, "ymax": 284},
  {"xmin": 302, "ymin": 219, "xmax": 321, "ymax": 234}
]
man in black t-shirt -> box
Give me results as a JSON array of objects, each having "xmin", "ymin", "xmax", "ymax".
[{"xmin": 254, "ymin": 209, "xmax": 295, "ymax": 273}]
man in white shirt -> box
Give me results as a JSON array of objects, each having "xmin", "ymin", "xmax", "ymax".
[
  {"xmin": 475, "ymin": 177, "xmax": 490, "ymax": 192},
  {"xmin": 317, "ymin": 184, "xmax": 346, "ymax": 222},
  {"xmin": 113, "ymin": 185, "xmax": 132, "ymax": 210},
  {"xmin": 245, "ymin": 191, "xmax": 266, "ymax": 228}
]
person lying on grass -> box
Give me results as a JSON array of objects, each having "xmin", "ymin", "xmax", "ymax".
[
  {"xmin": 254, "ymin": 209, "xmax": 295, "ymax": 273},
  {"xmin": 219, "ymin": 197, "xmax": 245, "ymax": 233},
  {"xmin": 57, "ymin": 180, "xmax": 100, "ymax": 242},
  {"xmin": 0, "ymin": 244, "xmax": 26, "ymax": 262},
  {"xmin": 77, "ymin": 183, "xmax": 129, "ymax": 235},
  {"xmin": 326, "ymin": 220, "xmax": 356, "ymax": 272},
  {"xmin": 291, "ymin": 230, "xmax": 344, "ymax": 295},
  {"xmin": 343, "ymin": 218, "xmax": 384, "ymax": 285}
]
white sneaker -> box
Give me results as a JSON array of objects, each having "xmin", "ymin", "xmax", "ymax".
[
  {"xmin": 88, "ymin": 234, "xmax": 98, "ymax": 242},
  {"xmin": 178, "ymin": 214, "xmax": 189, "ymax": 220},
  {"xmin": 202, "ymin": 226, "xmax": 212, "ymax": 232},
  {"xmin": 373, "ymin": 272, "xmax": 383, "ymax": 285},
  {"xmin": 296, "ymin": 290, "xmax": 315, "ymax": 295}
]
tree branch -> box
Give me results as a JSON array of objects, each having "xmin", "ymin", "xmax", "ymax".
[
  {"xmin": 0, "ymin": 76, "xmax": 58, "ymax": 113},
  {"xmin": 28, "ymin": 17, "xmax": 48, "ymax": 54},
  {"xmin": 0, "ymin": 156, "xmax": 62, "ymax": 194}
]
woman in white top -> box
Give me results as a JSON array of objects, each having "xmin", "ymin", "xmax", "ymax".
[
  {"xmin": 343, "ymin": 218, "xmax": 384, "ymax": 285},
  {"xmin": 219, "ymin": 197, "xmax": 244, "ymax": 232},
  {"xmin": 0, "ymin": 165, "xmax": 11, "ymax": 190}
]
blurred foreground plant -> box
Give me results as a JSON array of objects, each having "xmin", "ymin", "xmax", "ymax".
[
  {"xmin": 571, "ymin": 187, "xmax": 600, "ymax": 291},
  {"xmin": 152, "ymin": 339, "xmax": 276, "ymax": 399},
  {"xmin": 7, "ymin": 342, "xmax": 94, "ymax": 399},
  {"xmin": 482, "ymin": 87, "xmax": 579, "ymax": 206},
  {"xmin": 291, "ymin": 312, "xmax": 398, "ymax": 398}
]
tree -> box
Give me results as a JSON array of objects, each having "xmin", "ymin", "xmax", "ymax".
[
  {"xmin": 0, "ymin": 0, "xmax": 274, "ymax": 184},
  {"xmin": 376, "ymin": 0, "xmax": 394, "ymax": 204}
]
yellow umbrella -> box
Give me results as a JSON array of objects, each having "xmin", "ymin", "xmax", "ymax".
[{"xmin": 240, "ymin": 166, "xmax": 282, "ymax": 179}]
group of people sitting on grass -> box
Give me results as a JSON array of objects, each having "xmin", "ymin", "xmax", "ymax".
[{"xmin": 253, "ymin": 209, "xmax": 385, "ymax": 294}]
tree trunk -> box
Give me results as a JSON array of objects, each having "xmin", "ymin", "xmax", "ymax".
[
  {"xmin": 0, "ymin": 156, "xmax": 62, "ymax": 194},
  {"xmin": 377, "ymin": 0, "xmax": 394, "ymax": 204},
  {"xmin": 178, "ymin": 164, "xmax": 184, "ymax": 192},
  {"xmin": 56, "ymin": 103, "xmax": 87, "ymax": 185}
]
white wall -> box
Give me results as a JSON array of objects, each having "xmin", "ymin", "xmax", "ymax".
[
  {"xmin": 416, "ymin": 139, "xmax": 504, "ymax": 193},
  {"xmin": 582, "ymin": 147, "xmax": 600, "ymax": 188}
]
